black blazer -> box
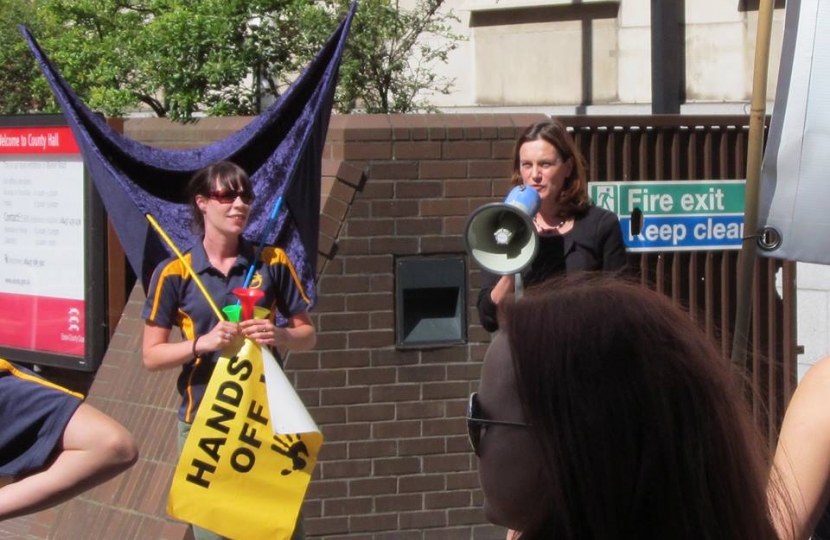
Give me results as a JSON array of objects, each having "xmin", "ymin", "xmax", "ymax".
[{"xmin": 476, "ymin": 205, "xmax": 628, "ymax": 332}]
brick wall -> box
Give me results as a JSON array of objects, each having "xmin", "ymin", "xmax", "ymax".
[
  {"xmin": 297, "ymin": 113, "xmax": 547, "ymax": 539},
  {"xmin": 0, "ymin": 113, "xmax": 547, "ymax": 540}
]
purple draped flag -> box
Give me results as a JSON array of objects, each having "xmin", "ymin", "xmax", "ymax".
[{"xmin": 20, "ymin": 2, "xmax": 357, "ymax": 310}]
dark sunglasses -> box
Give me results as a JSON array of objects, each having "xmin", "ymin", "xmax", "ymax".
[
  {"xmin": 466, "ymin": 392, "xmax": 530, "ymax": 456},
  {"xmin": 208, "ymin": 188, "xmax": 254, "ymax": 204}
]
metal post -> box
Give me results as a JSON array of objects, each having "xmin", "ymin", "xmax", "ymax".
[{"xmin": 651, "ymin": 0, "xmax": 684, "ymax": 114}]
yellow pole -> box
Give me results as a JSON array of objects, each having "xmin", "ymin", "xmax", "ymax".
[
  {"xmin": 145, "ymin": 214, "xmax": 225, "ymax": 321},
  {"xmin": 731, "ymin": 0, "xmax": 776, "ymax": 369}
]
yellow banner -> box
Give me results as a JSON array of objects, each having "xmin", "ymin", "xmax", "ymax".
[{"xmin": 168, "ymin": 339, "xmax": 322, "ymax": 540}]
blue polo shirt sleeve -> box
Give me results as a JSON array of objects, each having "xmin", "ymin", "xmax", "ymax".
[
  {"xmin": 0, "ymin": 359, "xmax": 83, "ymax": 477},
  {"xmin": 142, "ymin": 257, "xmax": 186, "ymax": 329}
]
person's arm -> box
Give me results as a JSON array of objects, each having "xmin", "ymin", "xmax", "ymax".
[
  {"xmin": 142, "ymin": 320, "xmax": 241, "ymax": 372},
  {"xmin": 476, "ymin": 273, "xmax": 514, "ymax": 333},
  {"xmin": 488, "ymin": 275, "xmax": 516, "ymax": 306},
  {"xmin": 142, "ymin": 257, "xmax": 240, "ymax": 371},
  {"xmin": 771, "ymin": 356, "xmax": 830, "ymax": 540},
  {"xmin": 0, "ymin": 403, "xmax": 137, "ymax": 520}
]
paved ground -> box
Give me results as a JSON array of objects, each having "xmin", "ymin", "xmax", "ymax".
[{"xmin": 0, "ymin": 511, "xmax": 49, "ymax": 539}]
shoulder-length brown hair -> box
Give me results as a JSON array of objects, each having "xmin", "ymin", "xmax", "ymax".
[
  {"xmin": 498, "ymin": 274, "xmax": 784, "ymax": 540},
  {"xmin": 510, "ymin": 120, "xmax": 591, "ymax": 217}
]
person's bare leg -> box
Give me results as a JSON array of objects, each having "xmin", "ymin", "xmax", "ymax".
[{"xmin": 0, "ymin": 403, "xmax": 137, "ymax": 520}]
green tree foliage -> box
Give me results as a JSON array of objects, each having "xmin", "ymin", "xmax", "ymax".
[
  {"xmin": 1, "ymin": 0, "xmax": 461, "ymax": 119},
  {"xmin": 0, "ymin": 0, "xmax": 57, "ymax": 114},
  {"xmin": 333, "ymin": 0, "xmax": 462, "ymax": 113},
  {"xmin": 39, "ymin": 0, "xmax": 150, "ymax": 116}
]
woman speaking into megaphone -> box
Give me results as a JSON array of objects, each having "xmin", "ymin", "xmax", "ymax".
[{"xmin": 475, "ymin": 120, "xmax": 628, "ymax": 332}]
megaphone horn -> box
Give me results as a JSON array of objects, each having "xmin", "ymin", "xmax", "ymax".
[{"xmin": 465, "ymin": 185, "xmax": 541, "ymax": 275}]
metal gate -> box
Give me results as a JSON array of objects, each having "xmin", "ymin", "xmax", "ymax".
[{"xmin": 562, "ymin": 114, "xmax": 797, "ymax": 446}]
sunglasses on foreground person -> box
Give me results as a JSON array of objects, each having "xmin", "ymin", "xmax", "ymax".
[{"xmin": 468, "ymin": 274, "xmax": 790, "ymax": 540}]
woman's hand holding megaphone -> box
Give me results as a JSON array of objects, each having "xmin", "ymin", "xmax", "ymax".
[{"xmin": 488, "ymin": 274, "xmax": 516, "ymax": 307}]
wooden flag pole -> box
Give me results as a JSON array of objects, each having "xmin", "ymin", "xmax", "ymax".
[{"xmin": 731, "ymin": 0, "xmax": 776, "ymax": 369}]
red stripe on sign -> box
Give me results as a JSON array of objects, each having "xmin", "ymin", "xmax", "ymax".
[
  {"xmin": 0, "ymin": 127, "xmax": 80, "ymax": 155},
  {"xmin": 0, "ymin": 292, "xmax": 85, "ymax": 356}
]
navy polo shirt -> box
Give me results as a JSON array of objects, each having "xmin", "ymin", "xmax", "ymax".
[
  {"xmin": 0, "ymin": 359, "xmax": 83, "ymax": 477},
  {"xmin": 142, "ymin": 238, "xmax": 310, "ymax": 423}
]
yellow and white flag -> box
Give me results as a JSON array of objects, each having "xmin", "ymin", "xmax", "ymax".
[{"xmin": 168, "ymin": 339, "xmax": 322, "ymax": 540}]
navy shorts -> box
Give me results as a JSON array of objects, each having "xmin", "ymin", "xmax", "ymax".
[{"xmin": 0, "ymin": 359, "xmax": 83, "ymax": 478}]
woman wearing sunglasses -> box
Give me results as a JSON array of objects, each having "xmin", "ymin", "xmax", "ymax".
[
  {"xmin": 141, "ymin": 161, "xmax": 315, "ymax": 540},
  {"xmin": 468, "ymin": 274, "xmax": 788, "ymax": 540}
]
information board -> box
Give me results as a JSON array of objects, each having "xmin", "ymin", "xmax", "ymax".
[
  {"xmin": 0, "ymin": 115, "xmax": 107, "ymax": 371},
  {"xmin": 589, "ymin": 180, "xmax": 746, "ymax": 252}
]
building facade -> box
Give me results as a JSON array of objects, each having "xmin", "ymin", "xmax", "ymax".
[
  {"xmin": 420, "ymin": 0, "xmax": 785, "ymax": 115},
  {"xmin": 424, "ymin": 0, "xmax": 827, "ymax": 376}
]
